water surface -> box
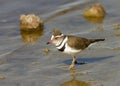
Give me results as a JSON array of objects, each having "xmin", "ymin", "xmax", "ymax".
[{"xmin": 0, "ymin": 0, "xmax": 120, "ymax": 86}]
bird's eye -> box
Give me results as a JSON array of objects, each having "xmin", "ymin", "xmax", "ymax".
[{"xmin": 54, "ymin": 37, "xmax": 58, "ymax": 40}]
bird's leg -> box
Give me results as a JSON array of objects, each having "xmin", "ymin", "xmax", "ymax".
[{"xmin": 69, "ymin": 56, "xmax": 76, "ymax": 70}]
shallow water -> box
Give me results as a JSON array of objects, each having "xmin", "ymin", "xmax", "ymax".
[{"xmin": 0, "ymin": 0, "xmax": 120, "ymax": 86}]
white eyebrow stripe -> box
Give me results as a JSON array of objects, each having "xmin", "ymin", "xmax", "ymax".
[
  {"xmin": 55, "ymin": 34, "xmax": 64, "ymax": 37},
  {"xmin": 51, "ymin": 35, "xmax": 54, "ymax": 40}
]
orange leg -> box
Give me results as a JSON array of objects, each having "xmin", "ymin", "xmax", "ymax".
[{"xmin": 69, "ymin": 56, "xmax": 76, "ymax": 70}]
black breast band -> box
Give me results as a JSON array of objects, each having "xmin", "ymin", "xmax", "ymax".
[{"xmin": 58, "ymin": 43, "xmax": 65, "ymax": 52}]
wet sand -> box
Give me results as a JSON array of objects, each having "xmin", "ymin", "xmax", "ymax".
[{"xmin": 0, "ymin": 0, "xmax": 120, "ymax": 86}]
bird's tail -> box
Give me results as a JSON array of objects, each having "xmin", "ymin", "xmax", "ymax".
[{"xmin": 90, "ymin": 38, "xmax": 105, "ymax": 43}]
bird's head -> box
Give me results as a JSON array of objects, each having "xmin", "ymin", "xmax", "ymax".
[{"xmin": 47, "ymin": 29, "xmax": 64, "ymax": 46}]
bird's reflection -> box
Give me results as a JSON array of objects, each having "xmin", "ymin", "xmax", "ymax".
[
  {"xmin": 60, "ymin": 69, "xmax": 91, "ymax": 86},
  {"xmin": 20, "ymin": 27, "xmax": 43, "ymax": 45}
]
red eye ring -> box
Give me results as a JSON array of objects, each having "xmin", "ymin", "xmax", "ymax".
[{"xmin": 54, "ymin": 37, "xmax": 58, "ymax": 40}]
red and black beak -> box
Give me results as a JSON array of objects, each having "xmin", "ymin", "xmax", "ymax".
[
  {"xmin": 46, "ymin": 35, "xmax": 56, "ymax": 44},
  {"xmin": 46, "ymin": 41, "xmax": 50, "ymax": 44},
  {"xmin": 46, "ymin": 40, "xmax": 52, "ymax": 44}
]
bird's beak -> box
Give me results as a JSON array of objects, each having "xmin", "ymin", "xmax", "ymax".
[
  {"xmin": 46, "ymin": 41, "xmax": 50, "ymax": 44},
  {"xmin": 46, "ymin": 40, "xmax": 52, "ymax": 44}
]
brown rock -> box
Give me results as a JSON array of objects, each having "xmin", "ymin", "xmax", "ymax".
[
  {"xmin": 83, "ymin": 3, "xmax": 106, "ymax": 24},
  {"xmin": 0, "ymin": 75, "xmax": 6, "ymax": 80},
  {"xmin": 44, "ymin": 48, "xmax": 50, "ymax": 54},
  {"xmin": 20, "ymin": 14, "xmax": 43, "ymax": 29},
  {"xmin": 83, "ymin": 3, "xmax": 106, "ymax": 17}
]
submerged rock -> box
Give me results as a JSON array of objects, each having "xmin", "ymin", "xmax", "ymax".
[
  {"xmin": 113, "ymin": 24, "xmax": 120, "ymax": 30},
  {"xmin": 60, "ymin": 69, "xmax": 91, "ymax": 86},
  {"xmin": 83, "ymin": 16, "xmax": 105, "ymax": 23},
  {"xmin": 115, "ymin": 32, "xmax": 120, "ymax": 37},
  {"xmin": 60, "ymin": 79, "xmax": 91, "ymax": 86}
]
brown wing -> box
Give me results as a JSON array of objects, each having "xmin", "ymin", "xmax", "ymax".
[{"xmin": 67, "ymin": 35, "xmax": 92, "ymax": 50}]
